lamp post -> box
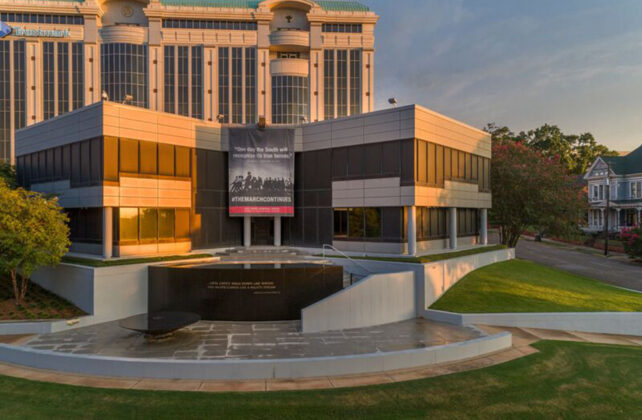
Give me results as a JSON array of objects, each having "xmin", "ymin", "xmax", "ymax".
[{"xmin": 604, "ymin": 164, "xmax": 610, "ymax": 256}]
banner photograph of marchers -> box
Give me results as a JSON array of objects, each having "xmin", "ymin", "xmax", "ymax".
[{"xmin": 228, "ymin": 128, "xmax": 295, "ymax": 217}]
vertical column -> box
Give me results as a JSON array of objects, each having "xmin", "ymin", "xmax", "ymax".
[
  {"xmin": 480, "ymin": 208, "xmax": 488, "ymax": 245},
  {"xmin": 26, "ymin": 41, "xmax": 41, "ymax": 123},
  {"xmin": 600, "ymin": 209, "xmax": 605, "ymax": 229},
  {"xmin": 274, "ymin": 216, "xmax": 282, "ymax": 247},
  {"xmin": 616, "ymin": 209, "xmax": 621, "ymax": 230},
  {"xmin": 204, "ymin": 47, "xmax": 215, "ymax": 122},
  {"xmin": 9, "ymin": 40, "xmax": 15, "ymax": 163},
  {"xmin": 309, "ymin": 49, "xmax": 321, "ymax": 122},
  {"xmin": 103, "ymin": 207, "xmax": 113, "ymax": 259},
  {"xmin": 637, "ymin": 208, "xmax": 642, "ymax": 227},
  {"xmin": 407, "ymin": 206, "xmax": 417, "ymax": 256},
  {"xmin": 244, "ymin": 216, "xmax": 252, "ymax": 248},
  {"xmin": 449, "ymin": 207, "xmax": 458, "ymax": 250}
]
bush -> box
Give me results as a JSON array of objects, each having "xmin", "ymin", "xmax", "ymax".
[{"xmin": 620, "ymin": 227, "xmax": 642, "ymax": 260}]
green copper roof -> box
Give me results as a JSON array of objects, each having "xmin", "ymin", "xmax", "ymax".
[
  {"xmin": 159, "ymin": 0, "xmax": 369, "ymax": 12},
  {"xmin": 602, "ymin": 145, "xmax": 642, "ymax": 175}
]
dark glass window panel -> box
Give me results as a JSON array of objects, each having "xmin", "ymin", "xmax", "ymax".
[
  {"xmin": 218, "ymin": 47, "xmax": 229, "ymax": 123},
  {"xmin": 436, "ymin": 145, "xmax": 444, "ymax": 186},
  {"xmin": 471, "ymin": 155, "xmax": 478, "ymax": 181},
  {"xmin": 333, "ymin": 209, "xmax": 348, "ymax": 238},
  {"xmin": 62, "ymin": 144, "xmax": 71, "ymax": 179},
  {"xmin": 381, "ymin": 141, "xmax": 400, "ymax": 176},
  {"xmin": 430, "ymin": 208, "xmax": 439, "ymax": 237},
  {"xmin": 163, "ymin": 46, "xmax": 175, "ymax": 113},
  {"xmin": 364, "ymin": 143, "xmax": 382, "ymax": 176},
  {"xmin": 70, "ymin": 142, "xmax": 80, "ymax": 185},
  {"xmin": 348, "ymin": 207, "xmax": 364, "ymax": 239},
  {"xmin": 80, "ymin": 140, "xmax": 91, "ymax": 184},
  {"xmin": 175, "ymin": 209, "xmax": 190, "ymax": 239},
  {"xmin": 347, "ymin": 146, "xmax": 363, "ymax": 177},
  {"xmin": 245, "ymin": 47, "xmax": 256, "ymax": 123},
  {"xmin": 14, "ymin": 40, "xmax": 26, "ymax": 131},
  {"xmin": 451, "ymin": 148, "xmax": 459, "ymax": 179},
  {"xmin": 43, "ymin": 42, "xmax": 55, "ymax": 120},
  {"xmin": 324, "ymin": 50, "xmax": 335, "ymax": 120},
  {"xmin": 46, "ymin": 149, "xmax": 54, "ymax": 180},
  {"xmin": 427, "ymin": 143, "xmax": 436, "ymax": 184},
  {"xmin": 139, "ymin": 141, "xmax": 158, "ymax": 175},
  {"xmin": 231, "ymin": 47, "xmax": 243, "ymax": 123},
  {"xmin": 119, "ymin": 138, "xmax": 139, "ymax": 173},
  {"xmin": 444, "ymin": 147, "xmax": 451, "ymax": 179},
  {"xmin": 158, "ymin": 209, "xmax": 175, "ymax": 240},
  {"xmin": 90, "ymin": 137, "xmax": 102, "ymax": 184},
  {"xmin": 72, "ymin": 43, "xmax": 84, "ymax": 110},
  {"xmin": 119, "ymin": 208, "xmax": 139, "ymax": 242},
  {"xmin": 100, "ymin": 43, "xmax": 148, "ymax": 108},
  {"xmin": 349, "ymin": 50, "xmax": 361, "ymax": 116},
  {"xmin": 271, "ymin": 75, "xmax": 309, "ymax": 124},
  {"xmin": 458, "ymin": 151, "xmax": 466, "ymax": 179},
  {"xmin": 104, "ymin": 137, "xmax": 119, "ymax": 181},
  {"xmin": 466, "ymin": 153, "xmax": 473, "ymax": 181},
  {"xmin": 364, "ymin": 208, "xmax": 381, "ymax": 239},
  {"xmin": 417, "ymin": 141, "xmax": 427, "ymax": 183},
  {"xmin": 336, "ymin": 50, "xmax": 348, "ymax": 117},
  {"xmin": 192, "ymin": 46, "xmax": 203, "ymax": 119},
  {"xmin": 175, "ymin": 146, "xmax": 190, "ymax": 177},
  {"xmin": 158, "ymin": 143, "xmax": 175, "ymax": 176},
  {"xmin": 57, "ymin": 43, "xmax": 69, "ymax": 115},
  {"xmin": 140, "ymin": 208, "xmax": 158, "ymax": 241},
  {"xmin": 177, "ymin": 46, "xmax": 189, "ymax": 116}
]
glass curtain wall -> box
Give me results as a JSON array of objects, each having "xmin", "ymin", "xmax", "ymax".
[
  {"xmin": 0, "ymin": 41, "xmax": 9, "ymax": 162},
  {"xmin": 217, "ymin": 47, "xmax": 256, "ymax": 123},
  {"xmin": 271, "ymin": 76, "xmax": 309, "ymax": 124},
  {"xmin": 100, "ymin": 43, "xmax": 148, "ymax": 108},
  {"xmin": 324, "ymin": 49, "xmax": 362, "ymax": 120}
]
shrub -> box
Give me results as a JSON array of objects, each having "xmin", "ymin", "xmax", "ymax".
[{"xmin": 621, "ymin": 227, "xmax": 642, "ymax": 260}]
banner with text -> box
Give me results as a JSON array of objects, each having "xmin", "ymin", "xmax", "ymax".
[{"xmin": 228, "ymin": 128, "xmax": 295, "ymax": 217}]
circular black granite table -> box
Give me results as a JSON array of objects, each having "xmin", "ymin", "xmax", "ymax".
[{"xmin": 119, "ymin": 312, "xmax": 201, "ymax": 337}]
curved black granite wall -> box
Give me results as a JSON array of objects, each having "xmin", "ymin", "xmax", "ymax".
[{"xmin": 148, "ymin": 263, "xmax": 343, "ymax": 321}]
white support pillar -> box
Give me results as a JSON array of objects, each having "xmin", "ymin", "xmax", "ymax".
[
  {"xmin": 407, "ymin": 206, "xmax": 417, "ymax": 256},
  {"xmin": 600, "ymin": 209, "xmax": 605, "ymax": 229},
  {"xmin": 449, "ymin": 207, "xmax": 458, "ymax": 250},
  {"xmin": 616, "ymin": 209, "xmax": 621, "ymax": 231},
  {"xmin": 480, "ymin": 208, "xmax": 488, "ymax": 245},
  {"xmin": 103, "ymin": 207, "xmax": 113, "ymax": 259},
  {"xmin": 244, "ymin": 216, "xmax": 252, "ymax": 248},
  {"xmin": 638, "ymin": 208, "xmax": 642, "ymax": 227},
  {"xmin": 274, "ymin": 216, "xmax": 282, "ymax": 247}
]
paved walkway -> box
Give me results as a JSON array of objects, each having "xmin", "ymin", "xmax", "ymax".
[
  {"xmin": 1, "ymin": 327, "xmax": 640, "ymax": 392},
  {"xmin": 23, "ymin": 319, "xmax": 481, "ymax": 359},
  {"xmin": 515, "ymin": 237, "xmax": 642, "ymax": 292}
]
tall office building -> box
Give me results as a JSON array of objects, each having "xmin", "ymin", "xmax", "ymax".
[{"xmin": 0, "ymin": 0, "xmax": 377, "ymax": 163}]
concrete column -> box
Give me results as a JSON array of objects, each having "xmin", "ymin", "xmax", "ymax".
[
  {"xmin": 480, "ymin": 208, "xmax": 488, "ymax": 245},
  {"xmin": 103, "ymin": 207, "xmax": 113, "ymax": 259},
  {"xmin": 449, "ymin": 207, "xmax": 458, "ymax": 250},
  {"xmin": 274, "ymin": 216, "xmax": 282, "ymax": 247},
  {"xmin": 407, "ymin": 206, "xmax": 417, "ymax": 256},
  {"xmin": 244, "ymin": 216, "xmax": 252, "ymax": 248}
]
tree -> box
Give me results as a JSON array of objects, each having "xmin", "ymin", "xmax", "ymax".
[
  {"xmin": 485, "ymin": 123, "xmax": 619, "ymax": 175},
  {"xmin": 621, "ymin": 227, "xmax": 642, "ymax": 260},
  {"xmin": 491, "ymin": 141, "xmax": 586, "ymax": 247},
  {"xmin": 0, "ymin": 161, "xmax": 16, "ymax": 189},
  {"xmin": 0, "ymin": 179, "xmax": 70, "ymax": 303}
]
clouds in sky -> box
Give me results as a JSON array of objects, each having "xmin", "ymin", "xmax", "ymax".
[{"xmin": 362, "ymin": 0, "xmax": 642, "ymax": 150}]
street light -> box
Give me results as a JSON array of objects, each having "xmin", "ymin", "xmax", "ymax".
[{"xmin": 604, "ymin": 163, "xmax": 610, "ymax": 256}]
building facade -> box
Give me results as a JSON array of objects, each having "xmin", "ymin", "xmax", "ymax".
[
  {"xmin": 0, "ymin": 0, "xmax": 377, "ymax": 163},
  {"xmin": 15, "ymin": 101, "xmax": 492, "ymax": 257},
  {"xmin": 584, "ymin": 145, "xmax": 642, "ymax": 232}
]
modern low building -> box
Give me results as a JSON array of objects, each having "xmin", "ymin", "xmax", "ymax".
[
  {"xmin": 0, "ymin": 0, "xmax": 377, "ymax": 163},
  {"xmin": 584, "ymin": 145, "xmax": 642, "ymax": 232},
  {"xmin": 15, "ymin": 101, "xmax": 492, "ymax": 257}
]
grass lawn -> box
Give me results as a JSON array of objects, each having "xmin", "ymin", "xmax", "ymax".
[
  {"xmin": 0, "ymin": 341, "xmax": 640, "ymax": 418},
  {"xmin": 61, "ymin": 253, "xmax": 213, "ymax": 268},
  {"xmin": 0, "ymin": 278, "xmax": 84, "ymax": 320},
  {"xmin": 431, "ymin": 259, "xmax": 642, "ymax": 313},
  {"xmin": 325, "ymin": 244, "xmax": 507, "ymax": 264}
]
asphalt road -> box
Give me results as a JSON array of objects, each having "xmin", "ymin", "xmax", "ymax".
[{"xmin": 515, "ymin": 237, "xmax": 642, "ymax": 292}]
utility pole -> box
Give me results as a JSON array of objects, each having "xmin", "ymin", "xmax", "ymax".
[{"xmin": 604, "ymin": 163, "xmax": 610, "ymax": 256}]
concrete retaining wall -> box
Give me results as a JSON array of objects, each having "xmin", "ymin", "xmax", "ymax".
[
  {"xmin": 425, "ymin": 309, "xmax": 642, "ymax": 336},
  {"xmin": 0, "ymin": 332, "xmax": 511, "ymax": 380},
  {"xmin": 302, "ymin": 271, "xmax": 416, "ymax": 333},
  {"xmin": 304, "ymin": 248, "xmax": 515, "ymax": 332}
]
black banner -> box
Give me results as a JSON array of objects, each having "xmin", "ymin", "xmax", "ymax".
[{"xmin": 228, "ymin": 127, "xmax": 295, "ymax": 217}]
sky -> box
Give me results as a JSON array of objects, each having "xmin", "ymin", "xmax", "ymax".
[{"xmin": 361, "ymin": 0, "xmax": 642, "ymax": 152}]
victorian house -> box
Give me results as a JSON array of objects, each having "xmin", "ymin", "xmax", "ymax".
[{"xmin": 584, "ymin": 145, "xmax": 642, "ymax": 232}]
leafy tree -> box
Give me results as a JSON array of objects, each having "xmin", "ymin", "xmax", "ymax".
[
  {"xmin": 0, "ymin": 179, "xmax": 70, "ymax": 303},
  {"xmin": 0, "ymin": 161, "xmax": 16, "ymax": 189},
  {"xmin": 484, "ymin": 123, "xmax": 618, "ymax": 175},
  {"xmin": 491, "ymin": 141, "xmax": 586, "ymax": 247}
]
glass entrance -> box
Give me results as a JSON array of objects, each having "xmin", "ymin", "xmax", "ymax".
[{"xmin": 251, "ymin": 218, "xmax": 274, "ymax": 246}]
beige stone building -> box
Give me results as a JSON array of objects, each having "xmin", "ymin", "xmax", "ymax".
[{"xmin": 7, "ymin": 0, "xmax": 492, "ymax": 257}]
